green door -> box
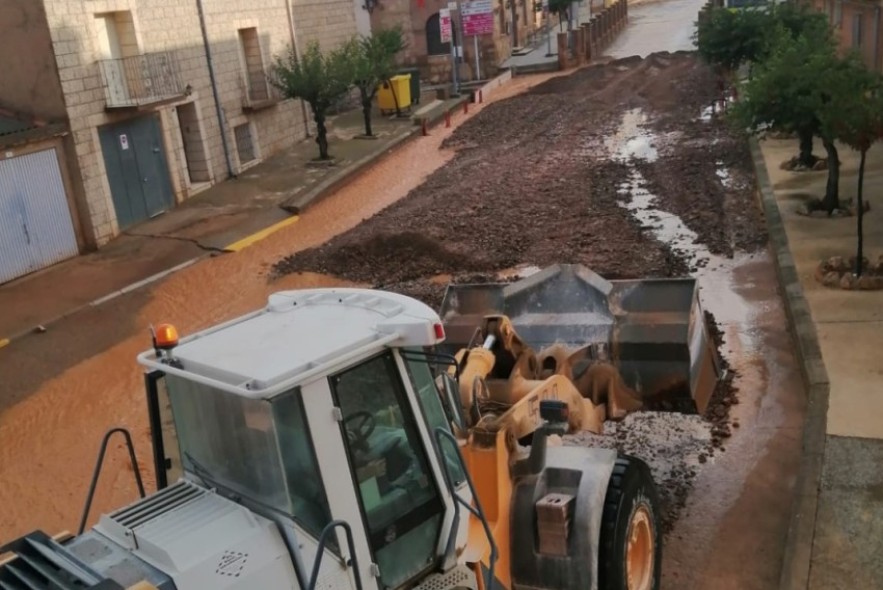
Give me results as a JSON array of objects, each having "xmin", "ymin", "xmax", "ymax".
[{"xmin": 99, "ymin": 115, "xmax": 173, "ymax": 229}]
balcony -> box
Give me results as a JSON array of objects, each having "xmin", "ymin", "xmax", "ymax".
[
  {"xmin": 240, "ymin": 70, "xmax": 284, "ymax": 112},
  {"xmin": 98, "ymin": 51, "xmax": 188, "ymax": 110}
]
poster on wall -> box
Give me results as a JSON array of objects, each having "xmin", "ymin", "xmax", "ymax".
[
  {"xmin": 461, "ymin": 0, "xmax": 494, "ymax": 36},
  {"xmin": 440, "ymin": 8, "xmax": 452, "ymax": 43}
]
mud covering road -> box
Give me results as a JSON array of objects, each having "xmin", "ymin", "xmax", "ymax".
[
  {"xmin": 274, "ymin": 52, "xmax": 761, "ymax": 524},
  {"xmin": 276, "ymin": 52, "xmax": 803, "ymax": 589},
  {"xmin": 0, "ymin": 51, "xmax": 803, "ymax": 590},
  {"xmin": 275, "ymin": 52, "xmax": 764, "ymax": 302}
]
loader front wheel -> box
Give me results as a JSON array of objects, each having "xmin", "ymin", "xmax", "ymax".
[{"xmin": 598, "ymin": 456, "xmax": 661, "ymax": 590}]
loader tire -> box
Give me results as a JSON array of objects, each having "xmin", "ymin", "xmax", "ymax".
[{"xmin": 598, "ymin": 455, "xmax": 662, "ymax": 590}]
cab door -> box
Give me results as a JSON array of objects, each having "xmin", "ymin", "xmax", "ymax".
[{"xmin": 329, "ymin": 352, "xmax": 447, "ymax": 590}]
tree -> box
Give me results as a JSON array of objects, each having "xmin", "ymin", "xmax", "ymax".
[
  {"xmin": 270, "ymin": 41, "xmax": 352, "ymax": 160},
  {"xmin": 817, "ymin": 53, "xmax": 883, "ymax": 274},
  {"xmin": 730, "ymin": 30, "xmax": 845, "ymax": 210},
  {"xmin": 549, "ymin": 0, "xmax": 571, "ymax": 31},
  {"xmin": 342, "ymin": 27, "xmax": 406, "ymax": 137},
  {"xmin": 696, "ymin": 3, "xmax": 833, "ymax": 166},
  {"xmin": 694, "ymin": 7, "xmax": 770, "ymax": 80}
]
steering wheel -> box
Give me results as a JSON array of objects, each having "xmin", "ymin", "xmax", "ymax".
[{"xmin": 344, "ymin": 411, "xmax": 376, "ymax": 451}]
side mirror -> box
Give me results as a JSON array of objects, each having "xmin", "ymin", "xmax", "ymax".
[{"xmin": 440, "ymin": 373, "xmax": 468, "ymax": 434}]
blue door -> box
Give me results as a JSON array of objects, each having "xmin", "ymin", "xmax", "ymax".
[{"xmin": 99, "ymin": 115, "xmax": 173, "ymax": 229}]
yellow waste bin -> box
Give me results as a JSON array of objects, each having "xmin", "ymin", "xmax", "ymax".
[{"xmin": 377, "ymin": 74, "xmax": 412, "ymax": 114}]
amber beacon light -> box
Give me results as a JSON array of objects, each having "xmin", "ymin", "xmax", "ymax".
[{"xmin": 153, "ymin": 323, "xmax": 180, "ymax": 350}]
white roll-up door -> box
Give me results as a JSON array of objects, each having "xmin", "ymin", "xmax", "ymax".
[{"xmin": 0, "ymin": 148, "xmax": 79, "ymax": 284}]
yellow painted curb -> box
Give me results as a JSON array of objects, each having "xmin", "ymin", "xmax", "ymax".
[
  {"xmin": 223, "ymin": 215, "xmax": 300, "ymax": 252},
  {"xmin": 0, "ymin": 338, "xmax": 9, "ymax": 350}
]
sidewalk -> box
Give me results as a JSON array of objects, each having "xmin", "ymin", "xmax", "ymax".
[
  {"xmin": 0, "ymin": 98, "xmax": 465, "ymax": 344},
  {"xmin": 753, "ymin": 137, "xmax": 883, "ymax": 590}
]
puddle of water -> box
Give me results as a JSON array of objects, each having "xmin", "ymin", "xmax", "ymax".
[
  {"xmin": 606, "ymin": 109, "xmax": 659, "ymax": 162},
  {"xmin": 606, "ymin": 109, "xmax": 760, "ymax": 356},
  {"xmin": 715, "ymin": 162, "xmax": 733, "ymax": 189}
]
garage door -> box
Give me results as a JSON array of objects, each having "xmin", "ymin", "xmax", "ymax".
[{"xmin": 0, "ymin": 148, "xmax": 79, "ymax": 284}]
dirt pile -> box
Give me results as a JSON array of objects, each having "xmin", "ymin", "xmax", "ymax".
[
  {"xmin": 274, "ymin": 53, "xmax": 743, "ymax": 295},
  {"xmin": 275, "ymin": 231, "xmax": 488, "ymax": 286}
]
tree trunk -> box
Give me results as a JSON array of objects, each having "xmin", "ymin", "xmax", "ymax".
[
  {"xmin": 314, "ymin": 111, "xmax": 330, "ymax": 160},
  {"xmin": 359, "ymin": 86, "xmax": 373, "ymax": 137},
  {"xmin": 798, "ymin": 129, "xmax": 816, "ymax": 168},
  {"xmin": 821, "ymin": 138, "xmax": 840, "ymax": 213},
  {"xmin": 856, "ymin": 148, "xmax": 866, "ymax": 276}
]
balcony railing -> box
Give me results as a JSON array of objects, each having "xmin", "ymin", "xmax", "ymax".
[{"xmin": 98, "ymin": 51, "xmax": 186, "ymax": 109}]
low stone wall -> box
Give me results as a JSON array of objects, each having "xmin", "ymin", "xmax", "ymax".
[{"xmin": 558, "ymin": 0, "xmax": 629, "ymax": 70}]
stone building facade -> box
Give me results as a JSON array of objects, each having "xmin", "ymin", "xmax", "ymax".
[
  {"xmin": 1, "ymin": 0, "xmax": 357, "ymax": 250},
  {"xmin": 369, "ymin": 0, "xmax": 554, "ymax": 86}
]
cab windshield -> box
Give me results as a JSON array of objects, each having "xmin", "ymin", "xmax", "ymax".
[{"xmin": 165, "ymin": 374, "xmax": 333, "ymax": 540}]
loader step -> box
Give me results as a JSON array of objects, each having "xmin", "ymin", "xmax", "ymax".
[{"xmin": 413, "ymin": 564, "xmax": 478, "ymax": 590}]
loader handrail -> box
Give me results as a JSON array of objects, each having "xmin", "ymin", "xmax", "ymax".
[
  {"xmin": 308, "ymin": 520, "xmax": 364, "ymax": 590},
  {"xmin": 434, "ymin": 428, "xmax": 499, "ymax": 590},
  {"xmin": 78, "ymin": 428, "xmax": 146, "ymax": 535}
]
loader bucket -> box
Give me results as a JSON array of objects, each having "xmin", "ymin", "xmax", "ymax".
[{"xmin": 438, "ymin": 264, "xmax": 720, "ymax": 415}]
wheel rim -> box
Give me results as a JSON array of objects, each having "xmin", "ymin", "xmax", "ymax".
[{"xmin": 626, "ymin": 505, "xmax": 654, "ymax": 590}]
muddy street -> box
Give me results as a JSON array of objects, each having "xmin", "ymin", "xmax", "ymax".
[
  {"xmin": 273, "ymin": 52, "xmax": 803, "ymax": 588},
  {"xmin": 0, "ymin": 5, "xmax": 804, "ymax": 589}
]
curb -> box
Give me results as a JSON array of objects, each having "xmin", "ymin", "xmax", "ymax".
[
  {"xmin": 281, "ymin": 125, "xmax": 420, "ymax": 214},
  {"xmin": 749, "ymin": 138, "xmax": 830, "ymax": 590}
]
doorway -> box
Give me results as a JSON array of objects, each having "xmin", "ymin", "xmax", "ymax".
[
  {"xmin": 330, "ymin": 352, "xmax": 444, "ymax": 589},
  {"xmin": 99, "ymin": 115, "xmax": 174, "ymax": 229}
]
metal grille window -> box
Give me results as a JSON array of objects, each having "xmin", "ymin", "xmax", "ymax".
[{"xmin": 234, "ymin": 123, "xmax": 257, "ymax": 166}]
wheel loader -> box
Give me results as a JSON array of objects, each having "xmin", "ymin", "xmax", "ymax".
[{"xmin": 0, "ymin": 265, "xmax": 719, "ymax": 590}]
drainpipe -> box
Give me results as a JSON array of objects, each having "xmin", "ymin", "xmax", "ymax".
[
  {"xmin": 196, "ymin": 0, "xmax": 236, "ymax": 178},
  {"xmin": 285, "ymin": 0, "xmax": 312, "ymax": 137}
]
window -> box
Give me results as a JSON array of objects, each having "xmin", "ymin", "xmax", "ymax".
[
  {"xmin": 166, "ymin": 375, "xmax": 290, "ymax": 513},
  {"xmin": 234, "ymin": 122, "xmax": 257, "ymax": 166},
  {"xmin": 331, "ymin": 353, "xmax": 444, "ymax": 589},
  {"xmin": 402, "ymin": 351, "xmax": 466, "ymax": 486},
  {"xmin": 164, "ymin": 376, "xmax": 333, "ymax": 540},
  {"xmin": 834, "ymin": 0, "xmax": 843, "ymax": 27},
  {"xmin": 238, "ymin": 27, "xmax": 269, "ymax": 102},
  {"xmin": 853, "ymin": 13, "xmax": 863, "ymax": 48},
  {"xmin": 426, "ymin": 13, "xmax": 452, "ymax": 56},
  {"xmin": 273, "ymin": 389, "xmax": 334, "ymax": 541}
]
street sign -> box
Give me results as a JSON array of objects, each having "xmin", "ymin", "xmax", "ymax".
[
  {"xmin": 440, "ymin": 8, "xmax": 452, "ymax": 43},
  {"xmin": 461, "ymin": 0, "xmax": 494, "ymax": 36}
]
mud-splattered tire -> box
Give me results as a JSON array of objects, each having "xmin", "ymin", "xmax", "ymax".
[{"xmin": 598, "ymin": 455, "xmax": 662, "ymax": 590}]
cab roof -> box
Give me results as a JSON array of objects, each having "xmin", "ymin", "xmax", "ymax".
[{"xmin": 137, "ymin": 288, "xmax": 445, "ymax": 399}]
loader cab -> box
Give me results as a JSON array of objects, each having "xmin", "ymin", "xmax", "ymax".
[{"xmin": 140, "ymin": 290, "xmax": 471, "ymax": 590}]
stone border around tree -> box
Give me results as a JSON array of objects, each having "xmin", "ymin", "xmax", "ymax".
[{"xmin": 815, "ymin": 256, "xmax": 883, "ymax": 290}]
